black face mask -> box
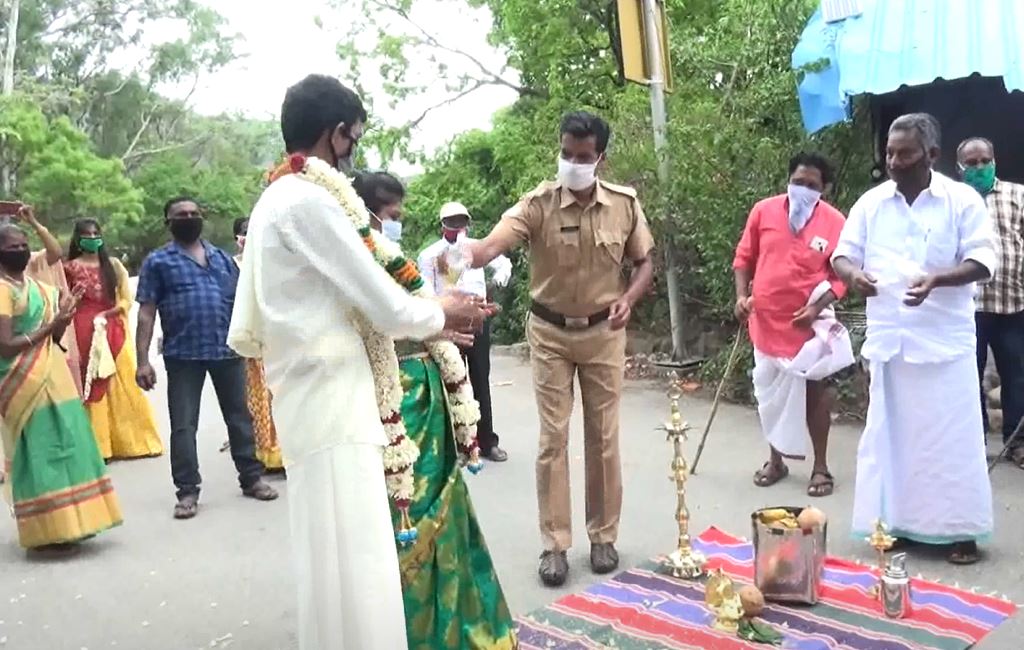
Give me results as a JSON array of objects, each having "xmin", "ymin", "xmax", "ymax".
[
  {"xmin": 169, "ymin": 218, "xmax": 204, "ymax": 243},
  {"xmin": 0, "ymin": 249, "xmax": 31, "ymax": 273}
]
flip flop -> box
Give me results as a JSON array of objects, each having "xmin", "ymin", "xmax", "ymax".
[
  {"xmin": 807, "ymin": 470, "xmax": 835, "ymax": 497},
  {"xmin": 753, "ymin": 461, "xmax": 789, "ymax": 487}
]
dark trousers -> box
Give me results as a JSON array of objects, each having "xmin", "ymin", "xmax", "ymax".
[
  {"xmin": 467, "ymin": 319, "xmax": 499, "ymax": 453},
  {"xmin": 165, "ymin": 357, "xmax": 264, "ymax": 499},
  {"xmin": 976, "ymin": 311, "xmax": 1024, "ymax": 446}
]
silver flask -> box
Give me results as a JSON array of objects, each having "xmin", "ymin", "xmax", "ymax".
[{"xmin": 881, "ymin": 552, "xmax": 911, "ymax": 618}]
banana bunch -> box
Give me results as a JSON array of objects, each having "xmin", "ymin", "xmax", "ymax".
[{"xmin": 758, "ymin": 508, "xmax": 799, "ymax": 530}]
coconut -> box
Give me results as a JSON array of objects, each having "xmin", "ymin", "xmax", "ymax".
[
  {"xmin": 738, "ymin": 584, "xmax": 765, "ymax": 617},
  {"xmin": 797, "ymin": 506, "xmax": 827, "ymax": 531}
]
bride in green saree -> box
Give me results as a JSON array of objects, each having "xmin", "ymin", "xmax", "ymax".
[{"xmin": 355, "ymin": 173, "xmax": 517, "ymax": 649}]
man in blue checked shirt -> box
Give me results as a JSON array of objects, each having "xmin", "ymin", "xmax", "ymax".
[{"xmin": 135, "ymin": 196, "xmax": 278, "ymax": 519}]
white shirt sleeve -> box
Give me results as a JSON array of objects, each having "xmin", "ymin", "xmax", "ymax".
[
  {"xmin": 276, "ymin": 190, "xmax": 445, "ymax": 340},
  {"xmin": 487, "ymin": 254, "xmax": 513, "ymax": 287},
  {"xmin": 832, "ymin": 196, "xmax": 869, "ymax": 268},
  {"xmin": 957, "ymin": 192, "xmax": 999, "ymax": 278},
  {"xmin": 417, "ymin": 243, "xmax": 440, "ymax": 297}
]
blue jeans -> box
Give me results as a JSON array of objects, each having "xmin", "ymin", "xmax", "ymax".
[
  {"xmin": 976, "ymin": 311, "xmax": 1024, "ymax": 447},
  {"xmin": 165, "ymin": 357, "xmax": 264, "ymax": 498}
]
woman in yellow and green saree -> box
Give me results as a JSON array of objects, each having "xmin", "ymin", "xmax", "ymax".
[{"xmin": 0, "ymin": 224, "xmax": 122, "ymax": 551}]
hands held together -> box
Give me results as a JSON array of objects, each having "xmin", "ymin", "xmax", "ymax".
[
  {"xmin": 847, "ymin": 268, "xmax": 936, "ymax": 306},
  {"xmin": 437, "ymin": 290, "xmax": 500, "ymax": 338}
]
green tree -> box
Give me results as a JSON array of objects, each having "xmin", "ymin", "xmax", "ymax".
[{"xmin": 0, "ymin": 94, "xmax": 143, "ymax": 233}]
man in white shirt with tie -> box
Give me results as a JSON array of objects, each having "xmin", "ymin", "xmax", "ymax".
[
  {"xmin": 832, "ymin": 113, "xmax": 996, "ymax": 565},
  {"xmin": 419, "ymin": 202, "xmax": 513, "ymax": 461}
]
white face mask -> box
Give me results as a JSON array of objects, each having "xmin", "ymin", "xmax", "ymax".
[
  {"xmin": 557, "ymin": 157, "xmax": 598, "ymax": 191},
  {"xmin": 381, "ymin": 218, "xmax": 403, "ymax": 242},
  {"xmin": 786, "ymin": 183, "xmax": 821, "ymax": 233}
]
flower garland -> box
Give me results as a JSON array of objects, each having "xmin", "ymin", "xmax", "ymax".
[{"xmin": 268, "ymin": 154, "xmax": 482, "ymax": 544}]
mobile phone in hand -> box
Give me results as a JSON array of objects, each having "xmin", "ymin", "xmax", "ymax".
[{"xmin": 0, "ymin": 201, "xmax": 23, "ymax": 216}]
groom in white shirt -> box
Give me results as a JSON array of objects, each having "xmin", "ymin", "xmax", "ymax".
[{"xmin": 229, "ymin": 74, "xmax": 492, "ymax": 650}]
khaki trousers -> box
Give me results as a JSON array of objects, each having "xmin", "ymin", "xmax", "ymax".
[{"xmin": 527, "ymin": 314, "xmax": 627, "ymax": 552}]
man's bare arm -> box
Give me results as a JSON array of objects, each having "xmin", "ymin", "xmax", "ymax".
[
  {"xmin": 623, "ymin": 254, "xmax": 654, "ymax": 305},
  {"xmin": 466, "ymin": 225, "xmax": 519, "ymax": 269},
  {"xmin": 932, "ymin": 260, "xmax": 990, "ymax": 287},
  {"xmin": 136, "ymin": 303, "xmax": 157, "ymax": 366},
  {"xmin": 831, "ymin": 255, "xmax": 858, "ymax": 284},
  {"xmin": 734, "ymin": 267, "xmax": 753, "ymax": 300}
]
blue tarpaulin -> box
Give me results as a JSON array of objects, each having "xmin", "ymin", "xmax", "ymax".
[{"xmin": 792, "ymin": 0, "xmax": 1024, "ymax": 133}]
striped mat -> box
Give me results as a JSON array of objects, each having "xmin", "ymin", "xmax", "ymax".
[{"xmin": 517, "ymin": 527, "xmax": 1017, "ymax": 649}]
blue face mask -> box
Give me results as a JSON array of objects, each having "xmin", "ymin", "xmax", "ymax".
[{"xmin": 382, "ymin": 219, "xmax": 403, "ymax": 242}]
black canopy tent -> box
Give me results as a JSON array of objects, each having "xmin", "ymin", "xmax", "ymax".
[{"xmin": 869, "ymin": 75, "xmax": 1024, "ymax": 183}]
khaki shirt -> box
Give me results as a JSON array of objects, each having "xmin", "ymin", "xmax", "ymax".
[{"xmin": 491, "ymin": 179, "xmax": 655, "ymax": 318}]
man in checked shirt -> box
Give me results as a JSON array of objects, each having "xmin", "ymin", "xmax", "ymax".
[{"xmin": 958, "ymin": 137, "xmax": 1024, "ymax": 467}]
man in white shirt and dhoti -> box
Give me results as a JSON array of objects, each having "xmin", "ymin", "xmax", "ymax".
[
  {"xmin": 832, "ymin": 113, "xmax": 997, "ymax": 565},
  {"xmin": 228, "ymin": 74, "xmax": 493, "ymax": 650},
  {"xmin": 419, "ymin": 201, "xmax": 513, "ymax": 462}
]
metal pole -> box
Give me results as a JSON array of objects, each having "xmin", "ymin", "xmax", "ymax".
[{"xmin": 640, "ymin": 0, "xmax": 684, "ymax": 359}]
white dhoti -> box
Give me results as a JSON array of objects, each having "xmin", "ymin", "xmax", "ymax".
[
  {"xmin": 288, "ymin": 443, "xmax": 409, "ymax": 650},
  {"xmin": 752, "ymin": 282, "xmax": 854, "ymax": 457},
  {"xmin": 852, "ymin": 353, "xmax": 993, "ymax": 542}
]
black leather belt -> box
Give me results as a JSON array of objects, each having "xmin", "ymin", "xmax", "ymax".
[{"xmin": 530, "ymin": 301, "xmax": 610, "ymax": 330}]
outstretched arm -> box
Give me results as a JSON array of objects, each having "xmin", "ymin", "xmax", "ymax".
[
  {"xmin": 20, "ymin": 206, "xmax": 63, "ymax": 265},
  {"xmin": 467, "ymin": 196, "xmax": 536, "ymax": 269}
]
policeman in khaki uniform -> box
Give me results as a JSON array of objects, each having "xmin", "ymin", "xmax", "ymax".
[{"xmin": 467, "ymin": 111, "xmax": 655, "ymax": 586}]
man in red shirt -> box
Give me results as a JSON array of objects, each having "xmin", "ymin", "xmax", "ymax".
[{"xmin": 733, "ymin": 153, "xmax": 851, "ymax": 497}]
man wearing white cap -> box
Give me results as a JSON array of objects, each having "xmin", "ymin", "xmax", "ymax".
[{"xmin": 419, "ymin": 201, "xmax": 513, "ymax": 462}]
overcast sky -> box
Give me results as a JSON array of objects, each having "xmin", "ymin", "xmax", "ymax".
[{"xmin": 160, "ymin": 0, "xmax": 519, "ymax": 174}]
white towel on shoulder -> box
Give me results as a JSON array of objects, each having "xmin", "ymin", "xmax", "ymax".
[{"xmin": 752, "ymin": 281, "xmax": 855, "ymax": 458}]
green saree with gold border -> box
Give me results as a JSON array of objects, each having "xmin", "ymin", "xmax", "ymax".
[{"xmin": 392, "ymin": 353, "xmax": 517, "ymax": 649}]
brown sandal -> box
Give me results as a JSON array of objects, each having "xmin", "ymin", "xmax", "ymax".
[
  {"xmin": 949, "ymin": 541, "xmax": 979, "ymax": 565},
  {"xmin": 807, "ymin": 471, "xmax": 835, "ymax": 497},
  {"xmin": 753, "ymin": 461, "xmax": 789, "ymax": 487}
]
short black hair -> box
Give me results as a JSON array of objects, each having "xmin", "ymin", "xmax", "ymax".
[
  {"xmin": 233, "ymin": 217, "xmax": 249, "ymax": 237},
  {"xmin": 788, "ymin": 152, "xmax": 834, "ymax": 186},
  {"xmin": 560, "ymin": 111, "xmax": 611, "ymax": 153},
  {"xmin": 352, "ymin": 171, "xmax": 406, "ymax": 214},
  {"xmin": 163, "ymin": 195, "xmax": 199, "ymax": 219},
  {"xmin": 281, "ymin": 74, "xmax": 368, "ymax": 153}
]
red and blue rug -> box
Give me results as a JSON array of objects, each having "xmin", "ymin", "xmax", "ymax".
[{"xmin": 516, "ymin": 527, "xmax": 1017, "ymax": 649}]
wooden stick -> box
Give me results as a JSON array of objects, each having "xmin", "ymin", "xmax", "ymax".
[{"xmin": 691, "ymin": 326, "xmax": 745, "ymax": 474}]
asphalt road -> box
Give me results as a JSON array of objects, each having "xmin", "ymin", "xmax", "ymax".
[{"xmin": 1, "ymin": 344, "xmax": 1022, "ymax": 649}]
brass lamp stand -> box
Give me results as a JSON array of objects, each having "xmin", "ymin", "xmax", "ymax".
[{"xmin": 659, "ymin": 374, "xmax": 706, "ymax": 580}]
